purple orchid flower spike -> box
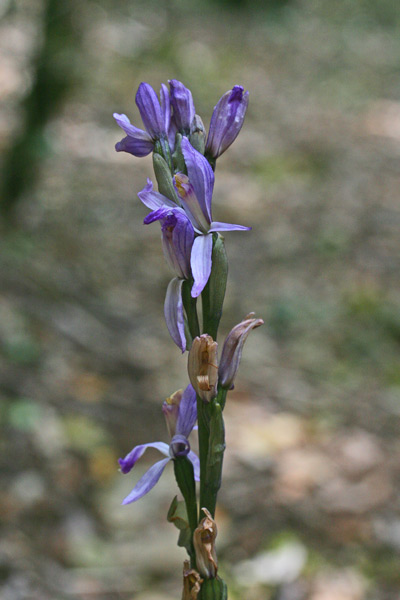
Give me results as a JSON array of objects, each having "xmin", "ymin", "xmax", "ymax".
[
  {"xmin": 175, "ymin": 136, "xmax": 251, "ymax": 298},
  {"xmin": 114, "ymin": 82, "xmax": 170, "ymax": 157},
  {"xmin": 206, "ymin": 85, "xmax": 249, "ymax": 160},
  {"xmin": 169, "ymin": 79, "xmax": 196, "ymax": 134},
  {"xmin": 138, "ymin": 179, "xmax": 195, "ymax": 352},
  {"xmin": 119, "ymin": 385, "xmax": 199, "ymax": 505}
]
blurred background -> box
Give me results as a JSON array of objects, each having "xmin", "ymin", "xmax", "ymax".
[{"xmin": 1, "ymin": 0, "xmax": 400, "ymax": 598}]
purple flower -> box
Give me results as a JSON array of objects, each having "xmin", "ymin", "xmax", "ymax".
[
  {"xmin": 119, "ymin": 384, "xmax": 199, "ymax": 505},
  {"xmin": 175, "ymin": 137, "xmax": 251, "ymax": 297},
  {"xmin": 169, "ymin": 79, "xmax": 195, "ymax": 134},
  {"xmin": 138, "ymin": 178, "xmax": 194, "ymax": 352},
  {"xmin": 206, "ymin": 85, "xmax": 249, "ymax": 159},
  {"xmin": 114, "ymin": 82, "xmax": 170, "ymax": 157}
]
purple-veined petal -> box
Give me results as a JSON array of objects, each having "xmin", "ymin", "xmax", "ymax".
[
  {"xmin": 160, "ymin": 83, "xmax": 171, "ymax": 135},
  {"xmin": 113, "ymin": 113, "xmax": 154, "ymax": 157},
  {"xmin": 206, "ymin": 87, "xmax": 249, "ymax": 158},
  {"xmin": 190, "ymin": 234, "xmax": 213, "ymax": 298},
  {"xmin": 169, "ymin": 79, "xmax": 195, "ymax": 133},
  {"xmin": 138, "ymin": 179, "xmax": 176, "ymax": 211},
  {"xmin": 121, "ymin": 457, "xmax": 170, "ymax": 504},
  {"xmin": 209, "ymin": 221, "xmax": 251, "ymax": 232},
  {"xmin": 188, "ymin": 451, "xmax": 200, "ymax": 481},
  {"xmin": 118, "ymin": 441, "xmax": 170, "ymax": 474},
  {"xmin": 115, "ymin": 135, "xmax": 154, "ymax": 157},
  {"xmin": 164, "ymin": 277, "xmax": 186, "ymax": 352},
  {"xmin": 181, "ymin": 137, "xmax": 214, "ymax": 224},
  {"xmin": 176, "ymin": 384, "xmax": 197, "ymax": 438},
  {"xmin": 135, "ymin": 82, "xmax": 164, "ymax": 138},
  {"xmin": 169, "ymin": 433, "xmax": 190, "ymax": 458},
  {"xmin": 174, "ymin": 173, "xmax": 210, "ymax": 233},
  {"xmin": 144, "ymin": 205, "xmax": 173, "ymax": 225}
]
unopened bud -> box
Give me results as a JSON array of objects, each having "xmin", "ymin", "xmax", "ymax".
[
  {"xmin": 153, "ymin": 153, "xmax": 180, "ymax": 204},
  {"xmin": 193, "ymin": 508, "xmax": 218, "ymax": 579},
  {"xmin": 219, "ymin": 313, "xmax": 264, "ymax": 389},
  {"xmin": 188, "ymin": 335, "xmax": 218, "ymax": 402},
  {"xmin": 162, "ymin": 389, "xmax": 183, "ymax": 438},
  {"xmin": 182, "ymin": 560, "xmax": 203, "ymax": 600},
  {"xmin": 189, "ymin": 115, "xmax": 206, "ymax": 155}
]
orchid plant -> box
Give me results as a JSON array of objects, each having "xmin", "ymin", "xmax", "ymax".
[{"xmin": 114, "ymin": 79, "xmax": 263, "ymax": 600}]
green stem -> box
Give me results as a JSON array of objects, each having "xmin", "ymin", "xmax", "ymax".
[
  {"xmin": 199, "ymin": 577, "xmax": 227, "ymax": 600},
  {"xmin": 197, "ymin": 395, "xmax": 212, "ymax": 518},
  {"xmin": 202, "ymin": 391, "xmax": 226, "ymax": 518}
]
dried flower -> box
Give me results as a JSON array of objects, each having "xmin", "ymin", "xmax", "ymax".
[
  {"xmin": 219, "ymin": 313, "xmax": 264, "ymax": 389},
  {"xmin": 188, "ymin": 335, "xmax": 218, "ymax": 402},
  {"xmin": 193, "ymin": 508, "xmax": 218, "ymax": 578},
  {"xmin": 182, "ymin": 560, "xmax": 203, "ymax": 600}
]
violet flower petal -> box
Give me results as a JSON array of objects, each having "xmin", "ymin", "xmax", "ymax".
[
  {"xmin": 208, "ymin": 221, "xmax": 251, "ymax": 232},
  {"xmin": 143, "ymin": 205, "xmax": 173, "ymax": 225},
  {"xmin": 169, "ymin": 79, "xmax": 195, "ymax": 133},
  {"xmin": 176, "ymin": 384, "xmax": 197, "ymax": 438},
  {"xmin": 135, "ymin": 82, "xmax": 164, "ymax": 138},
  {"xmin": 121, "ymin": 457, "xmax": 170, "ymax": 504},
  {"xmin": 115, "ymin": 135, "xmax": 154, "ymax": 157},
  {"xmin": 138, "ymin": 179, "xmax": 176, "ymax": 211},
  {"xmin": 181, "ymin": 137, "xmax": 214, "ymax": 225},
  {"xmin": 188, "ymin": 451, "xmax": 200, "ymax": 481},
  {"xmin": 164, "ymin": 277, "xmax": 186, "ymax": 352},
  {"xmin": 118, "ymin": 441, "xmax": 170, "ymax": 474},
  {"xmin": 113, "ymin": 113, "xmax": 154, "ymax": 157},
  {"xmin": 190, "ymin": 233, "xmax": 213, "ymax": 298},
  {"xmin": 113, "ymin": 113, "xmax": 153, "ymax": 141},
  {"xmin": 160, "ymin": 83, "xmax": 171, "ymax": 134}
]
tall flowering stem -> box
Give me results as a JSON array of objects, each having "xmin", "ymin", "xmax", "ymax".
[{"xmin": 114, "ymin": 79, "xmax": 262, "ymax": 599}]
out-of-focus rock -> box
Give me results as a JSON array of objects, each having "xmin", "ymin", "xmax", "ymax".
[
  {"xmin": 317, "ymin": 470, "xmax": 392, "ymax": 514},
  {"xmin": 310, "ymin": 568, "xmax": 365, "ymax": 600},
  {"xmin": 328, "ymin": 430, "xmax": 385, "ymax": 479},
  {"xmin": 233, "ymin": 541, "xmax": 307, "ymax": 586},
  {"xmin": 274, "ymin": 448, "xmax": 336, "ymax": 503}
]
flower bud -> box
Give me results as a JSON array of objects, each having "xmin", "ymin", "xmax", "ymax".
[
  {"xmin": 182, "ymin": 560, "xmax": 203, "ymax": 600},
  {"xmin": 219, "ymin": 313, "xmax": 264, "ymax": 389},
  {"xmin": 152, "ymin": 153, "xmax": 180, "ymax": 204},
  {"xmin": 188, "ymin": 334, "xmax": 218, "ymax": 402},
  {"xmin": 206, "ymin": 85, "xmax": 249, "ymax": 159},
  {"xmin": 162, "ymin": 389, "xmax": 183, "ymax": 438},
  {"xmin": 189, "ymin": 114, "xmax": 206, "ymax": 155},
  {"xmin": 193, "ymin": 508, "xmax": 218, "ymax": 579},
  {"xmin": 169, "ymin": 79, "xmax": 195, "ymax": 134}
]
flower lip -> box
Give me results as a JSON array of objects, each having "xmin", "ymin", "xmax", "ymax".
[{"xmin": 170, "ymin": 434, "xmax": 191, "ymax": 458}]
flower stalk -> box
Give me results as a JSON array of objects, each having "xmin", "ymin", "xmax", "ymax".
[{"xmin": 114, "ymin": 78, "xmax": 262, "ymax": 600}]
